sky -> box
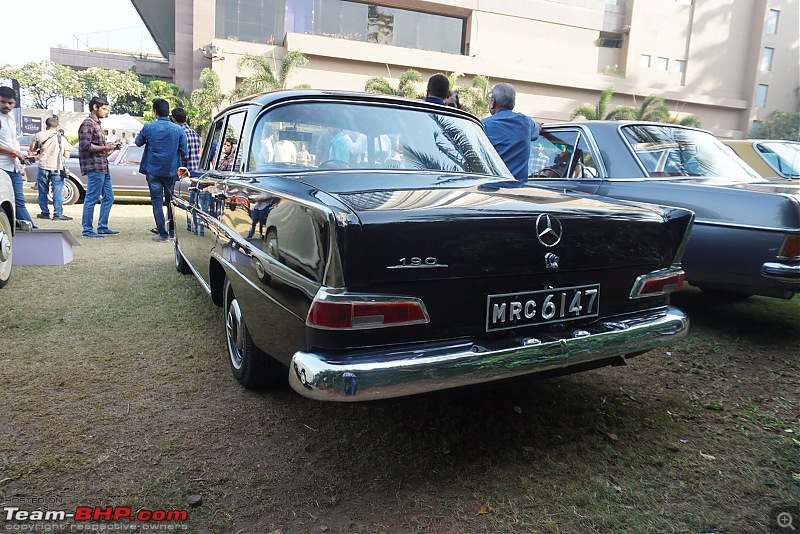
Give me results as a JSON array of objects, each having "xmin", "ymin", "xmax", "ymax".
[{"xmin": 2, "ymin": 0, "xmax": 160, "ymax": 67}]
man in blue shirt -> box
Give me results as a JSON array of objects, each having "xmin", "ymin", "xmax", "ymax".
[
  {"xmin": 482, "ymin": 83, "xmax": 540, "ymax": 183},
  {"xmin": 136, "ymin": 98, "xmax": 188, "ymax": 241},
  {"xmin": 424, "ymin": 74, "xmax": 450, "ymax": 105}
]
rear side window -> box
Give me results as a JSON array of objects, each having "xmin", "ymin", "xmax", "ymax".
[
  {"xmin": 530, "ymin": 130, "xmax": 598, "ymax": 179},
  {"xmin": 202, "ymin": 117, "xmax": 225, "ymax": 171}
]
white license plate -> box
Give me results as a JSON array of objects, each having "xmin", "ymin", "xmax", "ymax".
[{"xmin": 486, "ymin": 285, "xmax": 600, "ymax": 332}]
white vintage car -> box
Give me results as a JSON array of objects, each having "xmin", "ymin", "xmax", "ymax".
[{"xmin": 0, "ymin": 169, "xmax": 15, "ymax": 288}]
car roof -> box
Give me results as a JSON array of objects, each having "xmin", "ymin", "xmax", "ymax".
[{"xmin": 214, "ymin": 89, "xmax": 478, "ymax": 123}]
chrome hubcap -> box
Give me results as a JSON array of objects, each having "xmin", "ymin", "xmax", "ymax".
[
  {"xmin": 226, "ymin": 297, "xmax": 244, "ymax": 369},
  {"xmin": 266, "ymin": 236, "xmax": 278, "ymax": 258},
  {"xmin": 0, "ymin": 230, "xmax": 10, "ymax": 263}
]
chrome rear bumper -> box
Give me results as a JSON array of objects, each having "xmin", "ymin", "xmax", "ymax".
[
  {"xmin": 762, "ymin": 261, "xmax": 800, "ymax": 282},
  {"xmin": 288, "ymin": 307, "xmax": 689, "ymax": 402}
]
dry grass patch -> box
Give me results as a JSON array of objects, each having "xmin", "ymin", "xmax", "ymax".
[{"xmin": 1, "ymin": 202, "xmax": 798, "ymax": 533}]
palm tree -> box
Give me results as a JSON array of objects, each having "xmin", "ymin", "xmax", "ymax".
[
  {"xmin": 455, "ymin": 75, "xmax": 491, "ymax": 118},
  {"xmin": 230, "ymin": 51, "xmax": 309, "ymax": 100},
  {"xmin": 574, "ymin": 88, "xmax": 702, "ymax": 126},
  {"xmin": 189, "ymin": 68, "xmax": 224, "ymax": 135},
  {"xmin": 670, "ymin": 114, "xmax": 702, "ymax": 127},
  {"xmin": 364, "ymin": 69, "xmax": 423, "ymax": 99},
  {"xmin": 572, "ymin": 87, "xmax": 612, "ymax": 120}
]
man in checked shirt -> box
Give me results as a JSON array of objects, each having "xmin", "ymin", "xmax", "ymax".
[
  {"xmin": 171, "ymin": 108, "xmax": 200, "ymax": 171},
  {"xmin": 78, "ymin": 96, "xmax": 120, "ymax": 238}
]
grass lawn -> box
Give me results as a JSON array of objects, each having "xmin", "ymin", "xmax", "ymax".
[{"xmin": 1, "ymin": 202, "xmax": 798, "ymax": 533}]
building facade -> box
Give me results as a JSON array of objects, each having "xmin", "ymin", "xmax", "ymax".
[{"xmin": 131, "ymin": 0, "xmax": 799, "ymax": 138}]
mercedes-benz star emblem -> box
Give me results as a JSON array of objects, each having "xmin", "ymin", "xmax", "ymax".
[{"xmin": 535, "ymin": 213, "xmax": 563, "ymax": 247}]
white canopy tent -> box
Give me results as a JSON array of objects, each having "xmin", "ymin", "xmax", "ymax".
[{"xmin": 100, "ymin": 114, "xmax": 144, "ymax": 132}]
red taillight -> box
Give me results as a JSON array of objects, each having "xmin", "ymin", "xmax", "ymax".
[
  {"xmin": 779, "ymin": 235, "xmax": 800, "ymax": 258},
  {"xmin": 631, "ymin": 268, "xmax": 685, "ymax": 298},
  {"xmin": 307, "ymin": 294, "xmax": 429, "ymax": 330}
]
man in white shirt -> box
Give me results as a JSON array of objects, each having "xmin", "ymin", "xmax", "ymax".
[
  {"xmin": 0, "ymin": 86, "xmax": 36, "ymax": 229},
  {"xmin": 274, "ymin": 139, "xmax": 297, "ymax": 163},
  {"xmin": 106, "ymin": 129, "xmax": 118, "ymax": 143}
]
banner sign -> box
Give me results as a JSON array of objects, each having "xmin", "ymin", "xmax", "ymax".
[{"xmin": 21, "ymin": 116, "xmax": 42, "ymax": 135}]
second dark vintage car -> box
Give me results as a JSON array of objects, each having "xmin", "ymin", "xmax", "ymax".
[
  {"xmin": 172, "ymin": 90, "xmax": 694, "ymax": 402},
  {"xmin": 24, "ymin": 143, "xmax": 150, "ymax": 205},
  {"xmin": 528, "ymin": 122, "xmax": 800, "ymax": 300}
]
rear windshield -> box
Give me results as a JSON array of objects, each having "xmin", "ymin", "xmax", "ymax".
[
  {"xmin": 621, "ymin": 125, "xmax": 760, "ymax": 180},
  {"xmin": 247, "ymin": 101, "xmax": 510, "ymax": 177}
]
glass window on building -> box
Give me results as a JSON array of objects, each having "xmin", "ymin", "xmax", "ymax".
[
  {"xmin": 765, "ymin": 9, "xmax": 779, "ymax": 34},
  {"xmin": 751, "ymin": 120, "xmax": 762, "ymax": 136},
  {"xmin": 657, "ymin": 57, "xmax": 669, "ymax": 70},
  {"xmin": 640, "ymin": 54, "xmax": 651, "ymax": 68},
  {"xmin": 216, "ymin": 0, "xmax": 464, "ymax": 55},
  {"xmin": 760, "ymin": 47, "xmax": 774, "ymax": 71},
  {"xmin": 675, "ymin": 59, "xmax": 687, "ymax": 73},
  {"xmin": 216, "ymin": 0, "xmax": 286, "ymax": 45},
  {"xmin": 755, "ymin": 84, "xmax": 768, "ymax": 108}
]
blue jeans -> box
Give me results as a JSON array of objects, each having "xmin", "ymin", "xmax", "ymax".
[
  {"xmin": 5, "ymin": 169, "xmax": 36, "ymax": 228},
  {"xmin": 81, "ymin": 171, "xmax": 114, "ymax": 235},
  {"xmin": 147, "ymin": 174, "xmax": 175, "ymax": 238},
  {"xmin": 37, "ymin": 168, "xmax": 64, "ymax": 217}
]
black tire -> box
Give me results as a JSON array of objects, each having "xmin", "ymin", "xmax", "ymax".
[
  {"xmin": 0, "ymin": 210, "xmax": 12, "ymax": 288},
  {"xmin": 174, "ymin": 238, "xmax": 191, "ymax": 275},
  {"xmin": 223, "ymin": 277, "xmax": 282, "ymax": 388}
]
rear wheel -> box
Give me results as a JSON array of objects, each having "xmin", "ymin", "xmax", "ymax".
[
  {"xmin": 223, "ymin": 277, "xmax": 282, "ymax": 388},
  {"xmin": 174, "ymin": 239, "xmax": 191, "ymax": 274},
  {"xmin": 47, "ymin": 176, "xmax": 82, "ymax": 205},
  {"xmin": 0, "ymin": 211, "xmax": 12, "ymax": 288}
]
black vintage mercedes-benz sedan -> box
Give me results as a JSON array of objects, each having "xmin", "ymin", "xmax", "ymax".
[{"xmin": 171, "ymin": 90, "xmax": 694, "ymax": 402}]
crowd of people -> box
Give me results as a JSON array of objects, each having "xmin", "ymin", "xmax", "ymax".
[
  {"xmin": 0, "ymin": 88, "xmax": 201, "ymax": 242},
  {"xmin": 0, "ymin": 75, "xmax": 543, "ymax": 242}
]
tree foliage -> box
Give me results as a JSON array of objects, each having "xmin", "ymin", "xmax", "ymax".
[
  {"xmin": 230, "ymin": 51, "xmax": 309, "ymax": 100},
  {"xmin": 572, "ymin": 86, "xmax": 700, "ymax": 126},
  {"xmin": 454, "ymin": 75, "xmax": 491, "ymax": 118},
  {"xmin": 77, "ymin": 68, "xmax": 146, "ymax": 107},
  {"xmin": 140, "ymin": 80, "xmax": 190, "ymax": 121},
  {"xmin": 365, "ymin": 69, "xmax": 423, "ymax": 99},
  {"xmin": 0, "ymin": 61, "xmax": 81, "ymax": 109},
  {"xmin": 189, "ymin": 68, "xmax": 224, "ymax": 135},
  {"xmin": 753, "ymin": 110, "xmax": 800, "ymax": 140}
]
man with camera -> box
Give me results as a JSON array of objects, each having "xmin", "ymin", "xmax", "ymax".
[
  {"xmin": 0, "ymin": 86, "xmax": 37, "ymax": 229},
  {"xmin": 30, "ymin": 116, "xmax": 72, "ymax": 221}
]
